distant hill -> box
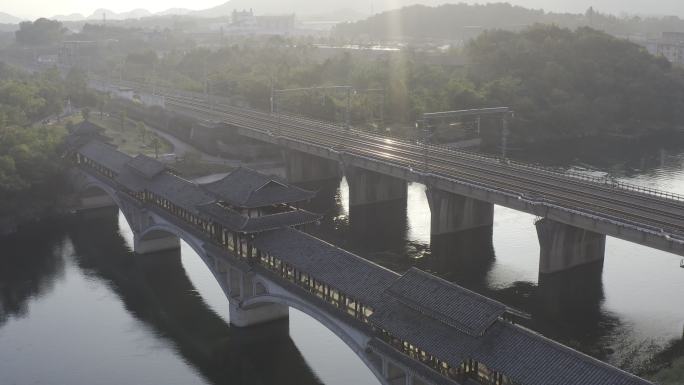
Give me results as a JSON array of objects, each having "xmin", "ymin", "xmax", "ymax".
[
  {"xmin": 86, "ymin": 8, "xmax": 153, "ymax": 20},
  {"xmin": 186, "ymin": 2, "xmax": 235, "ymax": 18},
  {"xmin": 0, "ymin": 12, "xmax": 21, "ymax": 24},
  {"xmin": 156, "ymin": 8, "xmax": 192, "ymax": 16},
  {"xmin": 193, "ymin": 0, "xmax": 451, "ymax": 17},
  {"xmin": 333, "ymin": 3, "xmax": 684, "ymax": 41},
  {"xmin": 51, "ymin": 13, "xmax": 86, "ymax": 21},
  {"xmin": 38, "ymin": 0, "xmax": 515, "ymax": 25}
]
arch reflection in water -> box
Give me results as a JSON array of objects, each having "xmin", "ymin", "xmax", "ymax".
[
  {"xmin": 109, "ymin": 208, "xmax": 380, "ymax": 385},
  {"xmin": 68, "ymin": 213, "xmax": 327, "ymax": 385}
]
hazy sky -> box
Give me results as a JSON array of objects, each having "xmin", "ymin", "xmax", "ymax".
[
  {"xmin": 3, "ymin": 0, "xmax": 684, "ymax": 20},
  {"xmin": 3, "ymin": 0, "xmax": 225, "ymax": 19}
]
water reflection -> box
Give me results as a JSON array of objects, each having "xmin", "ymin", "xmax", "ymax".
[
  {"xmin": 424, "ymin": 228, "xmax": 495, "ymax": 284},
  {"xmin": 349, "ymin": 201, "xmax": 408, "ymax": 252},
  {"xmin": 66, "ymin": 213, "xmax": 325, "ymax": 385},
  {"xmin": 0, "ymin": 224, "xmax": 67, "ymax": 327},
  {"xmin": 0, "ymin": 213, "xmax": 330, "ymax": 385},
  {"xmin": 300, "ymin": 139, "xmax": 684, "ymax": 374}
]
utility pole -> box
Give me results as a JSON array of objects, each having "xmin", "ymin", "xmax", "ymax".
[
  {"xmin": 151, "ymin": 61, "xmax": 156, "ymax": 95},
  {"xmin": 203, "ymin": 55, "xmax": 209, "ymax": 102},
  {"xmin": 270, "ymin": 77, "xmax": 275, "ymax": 115},
  {"xmin": 346, "ymin": 87, "xmax": 352, "ymax": 129},
  {"xmin": 501, "ymin": 112, "xmax": 513, "ymax": 161},
  {"xmin": 380, "ymin": 89, "xmax": 385, "ymax": 129},
  {"xmin": 416, "ymin": 120, "xmax": 431, "ymax": 172}
]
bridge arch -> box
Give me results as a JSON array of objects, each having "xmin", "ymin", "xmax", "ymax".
[
  {"xmin": 137, "ymin": 223, "xmax": 204, "ymax": 258},
  {"xmin": 242, "ymin": 291, "xmax": 390, "ymax": 385},
  {"xmin": 75, "ymin": 179, "xmax": 140, "ymax": 227},
  {"xmin": 78, "ymin": 180, "xmax": 120, "ymax": 207}
]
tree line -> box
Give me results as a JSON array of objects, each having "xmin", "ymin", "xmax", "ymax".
[
  {"xmin": 0, "ymin": 63, "xmax": 94, "ymax": 217},
  {"xmin": 107, "ymin": 26, "xmax": 684, "ymax": 145}
]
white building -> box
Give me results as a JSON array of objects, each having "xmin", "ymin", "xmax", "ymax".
[
  {"xmin": 227, "ymin": 9, "xmax": 296, "ymax": 36},
  {"xmin": 648, "ymin": 32, "xmax": 684, "ymax": 66}
]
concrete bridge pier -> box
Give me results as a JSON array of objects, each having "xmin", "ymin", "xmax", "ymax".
[
  {"xmin": 134, "ymin": 231, "xmax": 181, "ymax": 254},
  {"xmin": 226, "ymin": 268, "xmax": 289, "ymax": 327},
  {"xmin": 284, "ymin": 149, "xmax": 341, "ymax": 184},
  {"xmin": 537, "ymin": 261, "xmax": 605, "ymax": 323},
  {"xmin": 345, "ymin": 166, "xmax": 407, "ymax": 207},
  {"xmin": 368, "ymin": 353, "xmax": 428, "ymax": 385},
  {"xmin": 424, "ymin": 188, "xmax": 495, "ymax": 280},
  {"xmin": 425, "ymin": 187, "xmax": 494, "ymax": 235},
  {"xmin": 344, "ymin": 166, "xmax": 408, "ymax": 250},
  {"xmin": 536, "ymin": 218, "xmax": 606, "ymax": 274}
]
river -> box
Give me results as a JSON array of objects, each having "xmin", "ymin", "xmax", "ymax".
[{"xmin": 1, "ymin": 139, "xmax": 683, "ymax": 384}]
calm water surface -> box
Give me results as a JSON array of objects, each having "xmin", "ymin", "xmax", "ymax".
[{"xmin": 1, "ymin": 140, "xmax": 683, "ymax": 384}]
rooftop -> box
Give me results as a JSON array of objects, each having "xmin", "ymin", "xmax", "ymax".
[
  {"xmin": 201, "ymin": 168, "xmax": 316, "ymax": 208},
  {"xmin": 253, "ymin": 227, "xmax": 399, "ymax": 304},
  {"xmin": 125, "ymin": 154, "xmax": 167, "ymax": 179},
  {"xmin": 76, "ymin": 140, "xmax": 319, "ymax": 232},
  {"xmin": 386, "ymin": 267, "xmax": 505, "ymax": 336},
  {"xmin": 71, "ymin": 120, "xmax": 105, "ymax": 136},
  {"xmin": 254, "ymin": 228, "xmax": 653, "ymax": 385},
  {"xmin": 78, "ymin": 140, "xmax": 131, "ymax": 173}
]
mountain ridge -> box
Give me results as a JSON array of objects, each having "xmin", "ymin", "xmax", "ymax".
[{"xmin": 45, "ymin": 0, "xmax": 463, "ymax": 22}]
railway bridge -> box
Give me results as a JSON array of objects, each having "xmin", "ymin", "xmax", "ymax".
[
  {"xmin": 65, "ymin": 135, "xmax": 652, "ymax": 385},
  {"xmin": 149, "ymin": 90, "xmax": 684, "ymax": 277}
]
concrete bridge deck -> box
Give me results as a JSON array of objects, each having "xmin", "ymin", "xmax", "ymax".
[{"xmin": 157, "ymin": 93, "xmax": 684, "ymax": 261}]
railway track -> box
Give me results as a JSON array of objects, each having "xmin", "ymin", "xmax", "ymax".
[{"xmin": 161, "ymin": 94, "xmax": 684, "ymax": 238}]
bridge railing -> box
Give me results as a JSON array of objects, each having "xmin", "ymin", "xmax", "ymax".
[
  {"xmin": 339, "ymin": 122, "xmax": 684, "ymax": 203},
  {"xmin": 251, "ymin": 109, "xmax": 684, "ymax": 204}
]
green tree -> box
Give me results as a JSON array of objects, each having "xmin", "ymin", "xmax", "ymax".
[
  {"xmin": 15, "ymin": 18, "xmax": 65, "ymax": 46},
  {"xmin": 120, "ymin": 110, "xmax": 127, "ymax": 131},
  {"xmin": 81, "ymin": 107, "xmax": 91, "ymax": 121},
  {"xmin": 150, "ymin": 137, "xmax": 160, "ymax": 159},
  {"xmin": 137, "ymin": 122, "xmax": 147, "ymax": 143}
]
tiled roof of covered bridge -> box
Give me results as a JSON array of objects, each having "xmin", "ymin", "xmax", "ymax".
[
  {"xmin": 386, "ymin": 267, "xmax": 505, "ymax": 336},
  {"xmin": 201, "ymin": 168, "xmax": 316, "ymax": 208},
  {"xmin": 253, "ymin": 227, "xmax": 399, "ymax": 305},
  {"xmin": 125, "ymin": 154, "xmax": 167, "ymax": 179},
  {"xmin": 78, "ymin": 140, "xmax": 131, "ymax": 173},
  {"xmin": 370, "ymin": 285, "xmax": 652, "ymax": 385},
  {"xmin": 256, "ymin": 227, "xmax": 653, "ymax": 385}
]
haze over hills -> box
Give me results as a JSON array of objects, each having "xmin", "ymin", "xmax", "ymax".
[
  {"xmin": 50, "ymin": 13, "xmax": 87, "ymax": 22},
  {"xmin": 43, "ymin": 0, "xmax": 470, "ymax": 22},
  {"xmin": 85, "ymin": 8, "xmax": 153, "ymax": 20},
  {"xmin": 0, "ymin": 12, "xmax": 22, "ymax": 24},
  {"xmin": 334, "ymin": 3, "xmax": 684, "ymax": 40}
]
